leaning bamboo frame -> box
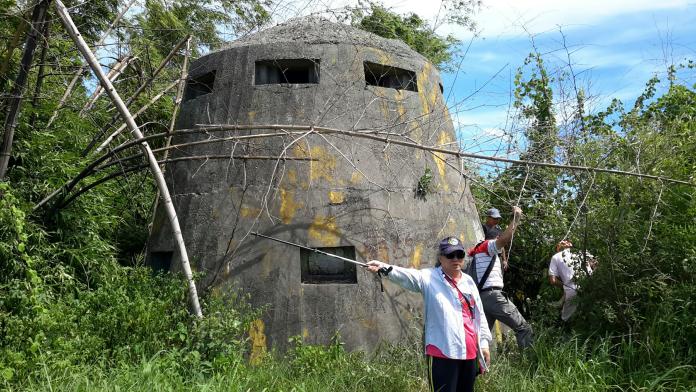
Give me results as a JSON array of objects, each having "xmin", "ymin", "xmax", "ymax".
[
  {"xmin": 54, "ymin": 0, "xmax": 203, "ymax": 318},
  {"xmin": 46, "ymin": 0, "xmax": 138, "ymax": 128},
  {"xmin": 83, "ymin": 34, "xmax": 192, "ymax": 156},
  {"xmin": 95, "ymin": 78, "xmax": 181, "ymax": 153},
  {"xmin": 80, "ymin": 54, "xmax": 137, "ymax": 114},
  {"xmin": 35, "ymin": 121, "xmax": 696, "ymax": 213}
]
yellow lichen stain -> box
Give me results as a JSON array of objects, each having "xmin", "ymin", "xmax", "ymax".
[
  {"xmin": 286, "ymin": 168, "xmax": 297, "ymax": 185},
  {"xmin": 239, "ymin": 206, "xmax": 261, "ymax": 219},
  {"xmin": 247, "ymin": 111, "xmax": 256, "ymax": 123},
  {"xmin": 463, "ymin": 225, "xmax": 476, "ymax": 243},
  {"xmin": 359, "ymin": 318, "xmax": 377, "ymax": 330},
  {"xmin": 433, "ymin": 130, "xmax": 453, "ymax": 192},
  {"xmin": 411, "ymin": 123, "xmax": 424, "ymax": 152},
  {"xmin": 416, "ymin": 63, "xmax": 433, "ymax": 116},
  {"xmin": 350, "ymin": 171, "xmax": 363, "ymax": 185},
  {"xmin": 446, "ymin": 217, "xmax": 457, "ymax": 236},
  {"xmin": 292, "ymin": 145, "xmax": 338, "ymax": 184},
  {"xmin": 308, "ymin": 215, "xmax": 340, "ymax": 246},
  {"xmin": 372, "ymin": 48, "xmax": 393, "ymax": 66},
  {"xmin": 249, "ymin": 319, "xmax": 267, "ymax": 365},
  {"xmin": 377, "ymin": 242, "xmax": 390, "ymax": 263},
  {"xmin": 428, "ymin": 80, "xmax": 440, "ymax": 111},
  {"xmin": 328, "ymin": 191, "xmax": 345, "ymax": 205},
  {"xmin": 410, "ymin": 244, "xmax": 423, "ymax": 268},
  {"xmin": 302, "ymin": 328, "xmax": 309, "ymax": 340},
  {"xmin": 394, "ymin": 89, "xmax": 404, "ymax": 102},
  {"xmin": 395, "ymin": 89, "xmax": 407, "ymax": 122},
  {"xmin": 280, "ymin": 188, "xmax": 301, "ymax": 224},
  {"xmin": 373, "ymin": 87, "xmax": 390, "ymax": 119}
]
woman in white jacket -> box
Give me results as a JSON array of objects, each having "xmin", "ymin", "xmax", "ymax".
[{"xmin": 367, "ymin": 236, "xmax": 492, "ymax": 392}]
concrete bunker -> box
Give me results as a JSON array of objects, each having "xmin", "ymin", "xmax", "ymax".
[{"xmin": 147, "ymin": 17, "xmax": 484, "ymax": 352}]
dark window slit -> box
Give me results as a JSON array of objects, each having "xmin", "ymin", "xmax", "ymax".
[{"xmin": 364, "ymin": 61, "xmax": 418, "ymax": 92}]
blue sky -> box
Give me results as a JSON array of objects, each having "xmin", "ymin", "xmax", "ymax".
[
  {"xmin": 437, "ymin": 2, "xmax": 696, "ymax": 157},
  {"xmin": 282, "ymin": 0, "xmax": 696, "ymax": 160}
]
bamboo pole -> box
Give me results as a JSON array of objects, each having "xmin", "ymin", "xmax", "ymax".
[
  {"xmin": 0, "ymin": 0, "xmax": 51, "ymax": 180},
  {"xmin": 54, "ymin": 0, "xmax": 203, "ymax": 318},
  {"xmin": 33, "ymin": 131, "xmax": 295, "ymax": 212},
  {"xmin": 80, "ymin": 54, "xmax": 136, "ymax": 115},
  {"xmin": 162, "ymin": 37, "xmax": 191, "ymax": 164},
  {"xmin": 95, "ymin": 78, "xmax": 180, "ymax": 153},
  {"xmin": 46, "ymin": 0, "xmax": 137, "ymax": 128},
  {"xmin": 28, "ymin": 17, "xmax": 51, "ymax": 128},
  {"xmin": 147, "ymin": 37, "xmax": 191, "ymax": 242},
  {"xmin": 123, "ymin": 35, "xmax": 192, "ymax": 110},
  {"xmin": 196, "ymin": 124, "xmax": 696, "ymax": 186}
]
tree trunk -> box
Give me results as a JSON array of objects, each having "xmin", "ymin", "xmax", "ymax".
[
  {"xmin": 0, "ymin": 0, "xmax": 51, "ymax": 180},
  {"xmin": 54, "ymin": 0, "xmax": 203, "ymax": 318}
]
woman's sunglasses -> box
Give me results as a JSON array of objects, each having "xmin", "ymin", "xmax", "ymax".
[{"xmin": 443, "ymin": 251, "xmax": 465, "ymax": 259}]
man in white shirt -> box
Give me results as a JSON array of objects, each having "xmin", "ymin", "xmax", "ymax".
[{"xmin": 548, "ymin": 240, "xmax": 596, "ymax": 321}]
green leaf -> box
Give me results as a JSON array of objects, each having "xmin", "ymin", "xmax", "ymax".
[{"xmin": 1, "ymin": 367, "xmax": 13, "ymax": 381}]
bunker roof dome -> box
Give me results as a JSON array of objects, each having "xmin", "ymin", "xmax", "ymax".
[{"xmin": 212, "ymin": 16, "xmax": 429, "ymax": 63}]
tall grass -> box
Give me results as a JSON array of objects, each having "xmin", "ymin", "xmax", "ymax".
[
  {"xmin": 12, "ymin": 341, "xmax": 426, "ymax": 392},
  {"xmin": 7, "ymin": 327, "xmax": 695, "ymax": 392}
]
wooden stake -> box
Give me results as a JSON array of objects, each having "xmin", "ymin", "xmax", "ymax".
[{"xmin": 54, "ymin": 0, "xmax": 203, "ymax": 318}]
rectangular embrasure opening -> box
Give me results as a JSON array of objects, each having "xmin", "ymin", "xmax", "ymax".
[
  {"xmin": 364, "ymin": 61, "xmax": 418, "ymax": 91},
  {"xmin": 255, "ymin": 59, "xmax": 320, "ymax": 85},
  {"xmin": 301, "ymin": 246, "xmax": 357, "ymax": 284},
  {"xmin": 149, "ymin": 251, "xmax": 173, "ymax": 273},
  {"xmin": 183, "ymin": 70, "xmax": 216, "ymax": 101}
]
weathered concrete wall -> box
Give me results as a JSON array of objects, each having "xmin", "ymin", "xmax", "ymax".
[{"xmin": 148, "ymin": 18, "xmax": 484, "ymax": 353}]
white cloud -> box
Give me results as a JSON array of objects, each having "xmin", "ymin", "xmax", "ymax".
[
  {"xmin": 274, "ymin": 0, "xmax": 692, "ymax": 41},
  {"xmin": 449, "ymin": 104, "xmax": 514, "ymax": 130},
  {"xmin": 354, "ymin": 0, "xmax": 690, "ymax": 43},
  {"xmin": 478, "ymin": 0, "xmax": 687, "ymax": 36},
  {"xmin": 482, "ymin": 127, "xmax": 507, "ymax": 138}
]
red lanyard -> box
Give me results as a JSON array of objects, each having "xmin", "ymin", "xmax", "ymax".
[{"xmin": 443, "ymin": 273, "xmax": 475, "ymax": 320}]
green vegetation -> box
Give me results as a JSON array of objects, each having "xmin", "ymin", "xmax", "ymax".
[
  {"xmin": 472, "ymin": 55, "xmax": 696, "ymax": 391},
  {"xmin": 415, "ymin": 167, "xmax": 434, "ymax": 200},
  {"xmin": 1, "ymin": 0, "xmax": 695, "ymax": 390},
  {"xmin": 351, "ymin": 2, "xmax": 457, "ymax": 68},
  {"xmin": 351, "ymin": 0, "xmax": 480, "ymax": 68}
]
